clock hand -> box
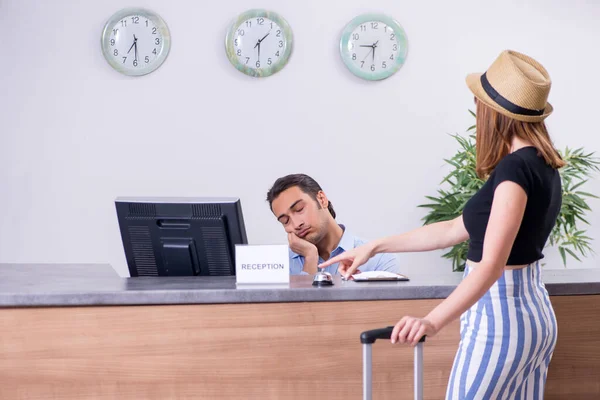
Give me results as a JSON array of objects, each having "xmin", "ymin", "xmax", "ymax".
[
  {"xmin": 254, "ymin": 41, "xmax": 261, "ymax": 62},
  {"xmin": 372, "ymin": 41, "xmax": 378, "ymax": 63},
  {"xmin": 258, "ymin": 32, "xmax": 270, "ymax": 43},
  {"xmin": 359, "ymin": 44, "xmax": 372, "ymax": 48},
  {"xmin": 127, "ymin": 39, "xmax": 136, "ymax": 55},
  {"xmin": 362, "ymin": 47, "xmax": 373, "ymax": 62},
  {"xmin": 254, "ymin": 32, "xmax": 270, "ymax": 62}
]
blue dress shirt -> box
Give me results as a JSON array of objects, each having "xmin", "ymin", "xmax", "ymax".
[{"xmin": 289, "ymin": 225, "xmax": 400, "ymax": 275}]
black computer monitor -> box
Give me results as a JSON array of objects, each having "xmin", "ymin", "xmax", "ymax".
[{"xmin": 115, "ymin": 197, "xmax": 248, "ymax": 277}]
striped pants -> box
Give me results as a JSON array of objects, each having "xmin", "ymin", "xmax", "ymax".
[{"xmin": 446, "ymin": 261, "xmax": 558, "ymax": 400}]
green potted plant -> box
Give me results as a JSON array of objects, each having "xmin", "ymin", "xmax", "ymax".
[{"xmin": 419, "ymin": 111, "xmax": 600, "ymax": 271}]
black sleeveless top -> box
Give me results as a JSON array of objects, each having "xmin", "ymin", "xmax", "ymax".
[{"xmin": 463, "ymin": 147, "xmax": 562, "ymax": 265}]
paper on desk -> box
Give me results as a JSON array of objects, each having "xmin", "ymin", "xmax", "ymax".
[{"xmin": 351, "ymin": 271, "xmax": 408, "ymax": 280}]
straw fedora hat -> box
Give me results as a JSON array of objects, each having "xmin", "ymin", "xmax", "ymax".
[{"xmin": 466, "ymin": 50, "xmax": 553, "ymax": 123}]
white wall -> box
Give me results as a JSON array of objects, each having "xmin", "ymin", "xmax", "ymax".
[{"xmin": 1, "ymin": 0, "xmax": 599, "ymax": 276}]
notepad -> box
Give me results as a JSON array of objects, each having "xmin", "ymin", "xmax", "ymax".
[{"xmin": 348, "ymin": 271, "xmax": 409, "ymax": 281}]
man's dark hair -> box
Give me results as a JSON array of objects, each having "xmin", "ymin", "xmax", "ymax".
[{"xmin": 266, "ymin": 174, "xmax": 336, "ymax": 219}]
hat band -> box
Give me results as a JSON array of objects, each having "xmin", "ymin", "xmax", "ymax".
[{"xmin": 480, "ymin": 72, "xmax": 544, "ymax": 117}]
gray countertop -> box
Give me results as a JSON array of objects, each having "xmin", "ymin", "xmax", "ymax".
[{"xmin": 1, "ymin": 263, "xmax": 600, "ymax": 307}]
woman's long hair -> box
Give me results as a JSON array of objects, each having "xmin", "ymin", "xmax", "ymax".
[{"xmin": 475, "ymin": 99, "xmax": 566, "ymax": 179}]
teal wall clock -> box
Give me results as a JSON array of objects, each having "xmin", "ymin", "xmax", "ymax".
[
  {"xmin": 225, "ymin": 9, "xmax": 293, "ymax": 78},
  {"xmin": 339, "ymin": 13, "xmax": 408, "ymax": 81},
  {"xmin": 101, "ymin": 8, "xmax": 171, "ymax": 76}
]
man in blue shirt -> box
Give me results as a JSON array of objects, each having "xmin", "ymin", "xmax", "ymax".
[{"xmin": 266, "ymin": 174, "xmax": 400, "ymax": 275}]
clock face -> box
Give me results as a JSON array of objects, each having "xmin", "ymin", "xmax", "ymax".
[
  {"xmin": 101, "ymin": 8, "xmax": 171, "ymax": 76},
  {"xmin": 340, "ymin": 14, "xmax": 408, "ymax": 81},
  {"xmin": 225, "ymin": 10, "xmax": 293, "ymax": 78}
]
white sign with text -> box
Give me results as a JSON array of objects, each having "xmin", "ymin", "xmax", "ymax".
[{"xmin": 235, "ymin": 244, "xmax": 290, "ymax": 285}]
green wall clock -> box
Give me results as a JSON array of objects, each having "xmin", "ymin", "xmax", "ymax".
[
  {"xmin": 101, "ymin": 8, "xmax": 171, "ymax": 76},
  {"xmin": 225, "ymin": 9, "xmax": 293, "ymax": 78},
  {"xmin": 339, "ymin": 13, "xmax": 408, "ymax": 81}
]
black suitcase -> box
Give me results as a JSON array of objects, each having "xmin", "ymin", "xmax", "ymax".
[{"xmin": 360, "ymin": 327, "xmax": 426, "ymax": 400}]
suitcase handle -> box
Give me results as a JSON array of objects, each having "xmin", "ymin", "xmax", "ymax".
[
  {"xmin": 360, "ymin": 326, "xmax": 427, "ymax": 344},
  {"xmin": 361, "ymin": 326, "xmax": 426, "ymax": 400}
]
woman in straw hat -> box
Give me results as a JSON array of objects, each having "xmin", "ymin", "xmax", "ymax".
[{"xmin": 320, "ymin": 50, "xmax": 565, "ymax": 399}]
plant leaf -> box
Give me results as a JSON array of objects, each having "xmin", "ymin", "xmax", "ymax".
[{"xmin": 418, "ymin": 114, "xmax": 599, "ymax": 270}]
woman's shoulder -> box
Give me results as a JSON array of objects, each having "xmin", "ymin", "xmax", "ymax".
[
  {"xmin": 494, "ymin": 149, "xmax": 530, "ymax": 174},
  {"xmin": 497, "ymin": 146, "xmax": 546, "ymax": 171},
  {"xmin": 491, "ymin": 148, "xmax": 537, "ymax": 194}
]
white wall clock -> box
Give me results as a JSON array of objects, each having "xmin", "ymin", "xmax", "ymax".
[
  {"xmin": 339, "ymin": 13, "xmax": 408, "ymax": 81},
  {"xmin": 101, "ymin": 8, "xmax": 171, "ymax": 76},
  {"xmin": 225, "ymin": 9, "xmax": 293, "ymax": 78}
]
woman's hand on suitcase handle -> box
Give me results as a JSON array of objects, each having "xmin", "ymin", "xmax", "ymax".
[{"xmin": 391, "ymin": 316, "xmax": 438, "ymax": 346}]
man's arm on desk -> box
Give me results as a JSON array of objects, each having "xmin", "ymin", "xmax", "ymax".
[{"xmin": 289, "ymin": 253, "xmax": 319, "ymax": 275}]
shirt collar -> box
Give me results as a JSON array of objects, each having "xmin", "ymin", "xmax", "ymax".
[
  {"xmin": 336, "ymin": 224, "xmax": 354, "ymax": 254},
  {"xmin": 290, "ymin": 224, "xmax": 352, "ymax": 259}
]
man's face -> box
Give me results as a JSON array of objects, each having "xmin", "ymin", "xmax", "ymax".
[{"xmin": 271, "ymin": 186, "xmax": 329, "ymax": 245}]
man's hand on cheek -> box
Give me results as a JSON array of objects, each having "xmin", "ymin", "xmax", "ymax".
[
  {"xmin": 288, "ymin": 233, "xmax": 319, "ymax": 274},
  {"xmin": 287, "ymin": 232, "xmax": 317, "ymax": 257}
]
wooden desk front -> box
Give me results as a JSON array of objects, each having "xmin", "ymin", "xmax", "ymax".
[{"xmin": 1, "ymin": 296, "xmax": 599, "ymax": 399}]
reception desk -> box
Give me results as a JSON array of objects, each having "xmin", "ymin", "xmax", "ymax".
[{"xmin": 1, "ymin": 263, "xmax": 600, "ymax": 399}]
